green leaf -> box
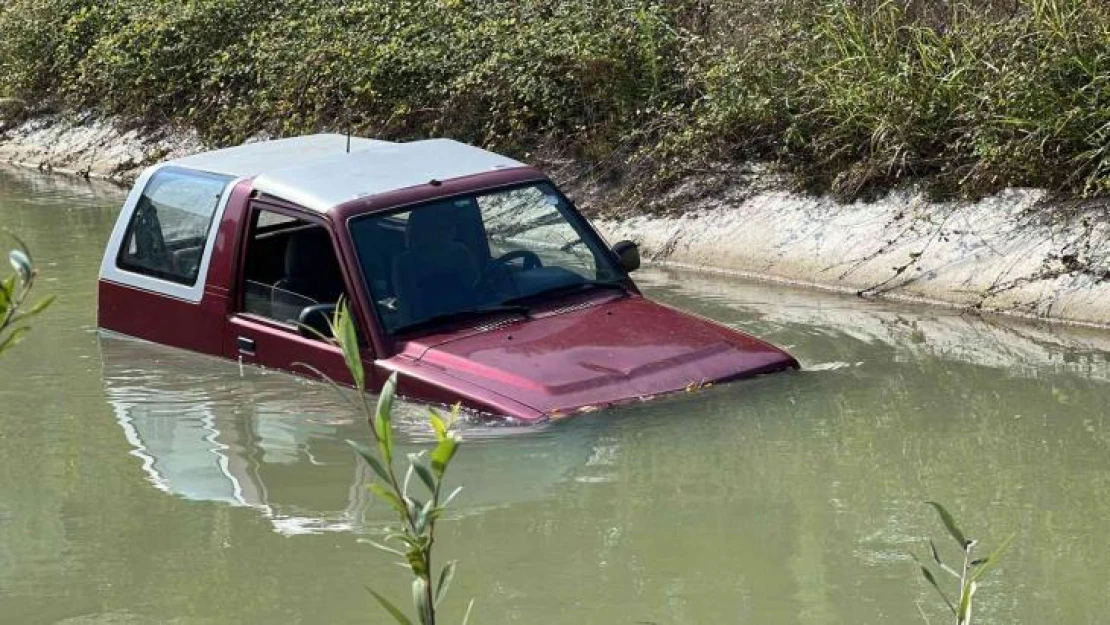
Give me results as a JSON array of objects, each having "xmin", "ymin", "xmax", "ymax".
[
  {"xmin": 376, "ymin": 373, "xmax": 398, "ymax": 463},
  {"xmin": 929, "ymin": 539, "xmax": 960, "ymax": 579},
  {"xmin": 414, "ymin": 498, "xmax": 435, "ymax": 535},
  {"xmin": 293, "ymin": 318, "xmax": 333, "ymax": 342},
  {"xmin": 402, "ymin": 462, "xmax": 415, "ymax": 497},
  {"xmin": 348, "ymin": 439, "xmax": 392, "ymax": 483},
  {"xmin": 8, "ymin": 248, "xmax": 32, "ymax": 283},
  {"xmin": 370, "ymin": 483, "xmax": 407, "ymax": 515},
  {"xmin": 385, "ymin": 532, "xmax": 423, "ymax": 549},
  {"xmin": 0, "ymin": 281, "xmax": 13, "ymax": 308},
  {"xmin": 0, "ymin": 326, "xmax": 28, "ymax": 354},
  {"xmin": 404, "ymin": 494, "xmax": 423, "ymax": 524},
  {"xmin": 925, "ymin": 501, "xmax": 969, "ymax": 548},
  {"xmin": 442, "ymin": 486, "xmax": 464, "ymax": 508},
  {"xmin": 23, "ymin": 295, "xmax": 53, "ymax": 317},
  {"xmin": 367, "ymin": 586, "xmax": 415, "ymax": 625},
  {"xmin": 412, "ymin": 461, "xmax": 437, "ymax": 494},
  {"xmin": 413, "ymin": 577, "xmax": 431, "ymax": 625},
  {"xmin": 424, "ymin": 506, "xmax": 445, "ymax": 525},
  {"xmin": 331, "ymin": 300, "xmax": 364, "ymax": 390},
  {"xmin": 430, "ymin": 437, "xmax": 459, "ymax": 477},
  {"xmin": 928, "ymin": 538, "xmax": 943, "ymax": 565},
  {"xmin": 970, "ymin": 532, "xmax": 1015, "ymax": 583},
  {"xmin": 461, "ymin": 598, "xmax": 475, "ymax": 625},
  {"xmin": 2, "ymin": 231, "xmax": 32, "ymax": 264},
  {"xmin": 364, "ymin": 538, "xmax": 406, "ymax": 557},
  {"xmin": 957, "ymin": 579, "xmax": 976, "ymax": 623},
  {"xmin": 910, "ymin": 553, "xmax": 955, "ymax": 615},
  {"xmin": 429, "ymin": 410, "xmax": 448, "ymax": 441},
  {"xmin": 435, "ymin": 560, "xmax": 456, "ymax": 607}
]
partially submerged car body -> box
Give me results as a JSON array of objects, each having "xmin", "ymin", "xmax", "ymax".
[{"xmin": 98, "ymin": 135, "xmax": 797, "ymax": 422}]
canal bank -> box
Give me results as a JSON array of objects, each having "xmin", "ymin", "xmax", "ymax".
[
  {"xmin": 3, "ymin": 114, "xmax": 1110, "ymax": 328},
  {"xmin": 594, "ymin": 183, "xmax": 1110, "ymax": 329}
]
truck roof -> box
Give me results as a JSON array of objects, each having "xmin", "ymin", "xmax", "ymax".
[{"xmin": 166, "ymin": 134, "xmax": 526, "ymax": 212}]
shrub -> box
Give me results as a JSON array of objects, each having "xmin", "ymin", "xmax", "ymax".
[
  {"xmin": 674, "ymin": 0, "xmax": 1110, "ymax": 198},
  {"xmin": 2, "ymin": 0, "xmax": 1108, "ymax": 200}
]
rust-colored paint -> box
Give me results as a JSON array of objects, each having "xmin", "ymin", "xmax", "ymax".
[
  {"xmin": 99, "ymin": 280, "xmax": 226, "ymax": 355},
  {"xmin": 386, "ymin": 293, "xmax": 796, "ymax": 415},
  {"xmin": 205, "ymin": 178, "xmax": 255, "ymax": 294}
]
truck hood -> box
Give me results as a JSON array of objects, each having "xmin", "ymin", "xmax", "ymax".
[{"xmin": 400, "ymin": 296, "xmax": 797, "ymax": 417}]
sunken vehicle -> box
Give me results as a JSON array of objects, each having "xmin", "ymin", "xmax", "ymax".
[{"xmin": 98, "ymin": 135, "xmax": 798, "ymax": 421}]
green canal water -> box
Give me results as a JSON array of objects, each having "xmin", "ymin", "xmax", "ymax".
[{"xmin": 1, "ymin": 165, "xmax": 1109, "ymax": 624}]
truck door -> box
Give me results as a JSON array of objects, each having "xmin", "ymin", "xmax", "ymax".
[{"xmin": 224, "ymin": 202, "xmax": 372, "ymax": 386}]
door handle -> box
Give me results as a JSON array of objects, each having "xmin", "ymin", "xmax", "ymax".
[{"xmin": 237, "ymin": 336, "xmax": 256, "ymax": 355}]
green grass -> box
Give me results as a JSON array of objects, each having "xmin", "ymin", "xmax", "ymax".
[
  {"xmin": 678, "ymin": 0, "xmax": 1110, "ymax": 199},
  {"xmin": 1, "ymin": 0, "xmax": 1108, "ymax": 201}
]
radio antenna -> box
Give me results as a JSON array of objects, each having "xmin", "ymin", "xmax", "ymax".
[{"xmin": 344, "ymin": 96, "xmax": 352, "ymax": 153}]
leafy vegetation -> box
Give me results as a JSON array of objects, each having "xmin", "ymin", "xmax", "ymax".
[
  {"xmin": 1, "ymin": 232, "xmax": 53, "ymax": 354},
  {"xmin": 330, "ymin": 303, "xmax": 471, "ymax": 625},
  {"xmin": 1, "ymin": 0, "xmax": 1108, "ymax": 200},
  {"xmin": 675, "ymin": 0, "xmax": 1110, "ymax": 200},
  {"xmin": 913, "ymin": 501, "xmax": 1014, "ymax": 625}
]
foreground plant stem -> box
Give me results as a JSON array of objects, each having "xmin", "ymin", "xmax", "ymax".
[
  {"xmin": 913, "ymin": 501, "xmax": 1014, "ymax": 625},
  {"xmin": 330, "ymin": 302, "xmax": 470, "ymax": 625}
]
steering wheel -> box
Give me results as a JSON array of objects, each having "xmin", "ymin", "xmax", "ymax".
[
  {"xmin": 488, "ymin": 249, "xmax": 542, "ymax": 271},
  {"xmin": 478, "ymin": 250, "xmax": 543, "ymax": 296}
]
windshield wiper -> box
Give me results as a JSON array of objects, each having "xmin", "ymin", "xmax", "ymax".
[
  {"xmin": 391, "ymin": 305, "xmax": 529, "ymax": 336},
  {"xmin": 501, "ymin": 280, "xmax": 628, "ymax": 308}
]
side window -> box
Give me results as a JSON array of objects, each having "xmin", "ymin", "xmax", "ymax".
[
  {"xmin": 241, "ymin": 207, "xmax": 349, "ymax": 337},
  {"xmin": 117, "ymin": 167, "xmax": 230, "ymax": 285}
]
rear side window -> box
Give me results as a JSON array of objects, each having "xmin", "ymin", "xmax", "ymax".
[{"xmin": 117, "ymin": 167, "xmax": 231, "ymax": 285}]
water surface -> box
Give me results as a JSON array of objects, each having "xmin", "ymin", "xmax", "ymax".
[{"xmin": 1, "ymin": 166, "xmax": 1108, "ymax": 624}]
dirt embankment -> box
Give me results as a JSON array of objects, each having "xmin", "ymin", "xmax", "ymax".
[
  {"xmin": 3, "ymin": 115, "xmax": 1109, "ymax": 328},
  {"xmin": 0, "ymin": 114, "xmax": 201, "ymax": 181},
  {"xmin": 594, "ymin": 180, "xmax": 1110, "ymax": 328}
]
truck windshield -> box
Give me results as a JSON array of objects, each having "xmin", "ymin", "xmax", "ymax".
[{"xmin": 348, "ymin": 182, "xmax": 626, "ymax": 335}]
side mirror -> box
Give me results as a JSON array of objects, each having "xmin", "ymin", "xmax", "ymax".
[
  {"xmin": 612, "ymin": 240, "xmax": 640, "ymax": 273},
  {"xmin": 297, "ymin": 303, "xmax": 337, "ymax": 340}
]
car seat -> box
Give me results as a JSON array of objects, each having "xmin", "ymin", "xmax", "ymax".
[
  {"xmin": 271, "ymin": 227, "xmax": 346, "ymax": 323},
  {"xmin": 128, "ymin": 196, "xmax": 171, "ymax": 273},
  {"xmin": 391, "ymin": 204, "xmax": 481, "ymax": 327}
]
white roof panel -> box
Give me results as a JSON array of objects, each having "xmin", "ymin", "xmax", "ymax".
[
  {"xmin": 166, "ymin": 134, "xmax": 527, "ymax": 212},
  {"xmin": 168, "ymin": 134, "xmax": 393, "ymax": 178}
]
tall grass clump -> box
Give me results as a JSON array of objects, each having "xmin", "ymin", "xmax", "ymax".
[
  {"xmin": 1, "ymin": 232, "xmax": 53, "ymax": 355},
  {"xmin": 667, "ymin": 0, "xmax": 1110, "ymax": 198},
  {"xmin": 328, "ymin": 303, "xmax": 471, "ymax": 625}
]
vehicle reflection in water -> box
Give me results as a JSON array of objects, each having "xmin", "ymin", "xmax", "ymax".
[{"xmin": 97, "ymin": 333, "xmax": 584, "ymax": 535}]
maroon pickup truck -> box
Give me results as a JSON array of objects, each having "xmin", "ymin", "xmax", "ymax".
[{"xmin": 97, "ymin": 135, "xmax": 797, "ymax": 422}]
